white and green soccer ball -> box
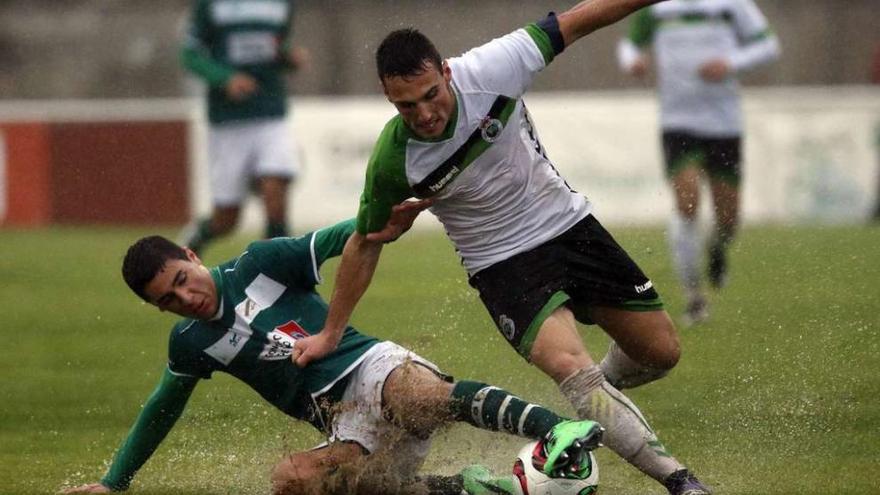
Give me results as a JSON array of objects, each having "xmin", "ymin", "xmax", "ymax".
[{"xmin": 511, "ymin": 440, "xmax": 599, "ymax": 495}]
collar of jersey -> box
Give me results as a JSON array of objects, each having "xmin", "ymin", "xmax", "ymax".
[{"xmin": 400, "ymin": 85, "xmax": 460, "ymax": 143}]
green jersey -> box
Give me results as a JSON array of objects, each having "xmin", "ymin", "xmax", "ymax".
[
  {"xmin": 100, "ymin": 219, "xmax": 378, "ymax": 491},
  {"xmin": 168, "ymin": 218, "xmax": 378, "ymax": 423},
  {"xmin": 182, "ymin": 0, "xmax": 295, "ymax": 124}
]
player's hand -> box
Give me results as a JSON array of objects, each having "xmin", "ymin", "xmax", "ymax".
[
  {"xmin": 628, "ymin": 56, "xmax": 649, "ymax": 78},
  {"xmin": 292, "ymin": 332, "xmax": 340, "ymax": 368},
  {"xmin": 60, "ymin": 483, "xmax": 111, "ymax": 494},
  {"xmin": 287, "ymin": 46, "xmax": 311, "ymax": 71},
  {"xmin": 225, "ymin": 73, "xmax": 259, "ymax": 101},
  {"xmin": 699, "ymin": 59, "xmax": 731, "ymax": 82},
  {"xmin": 365, "ymin": 199, "xmax": 434, "ymax": 243}
]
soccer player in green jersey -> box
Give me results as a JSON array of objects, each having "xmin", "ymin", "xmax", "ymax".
[
  {"xmin": 178, "ymin": 0, "xmax": 308, "ymax": 255},
  {"xmin": 617, "ymin": 0, "xmax": 780, "ymax": 324},
  {"xmin": 293, "ymin": 1, "xmax": 711, "ymax": 494},
  {"xmin": 61, "ymin": 212, "xmax": 603, "ymax": 495}
]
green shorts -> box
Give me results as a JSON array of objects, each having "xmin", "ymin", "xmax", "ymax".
[{"xmin": 662, "ymin": 131, "xmax": 742, "ymax": 185}]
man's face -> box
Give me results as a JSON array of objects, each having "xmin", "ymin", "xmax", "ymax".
[
  {"xmin": 383, "ymin": 61, "xmax": 455, "ymax": 140},
  {"xmin": 142, "ymin": 249, "xmax": 218, "ymax": 320}
]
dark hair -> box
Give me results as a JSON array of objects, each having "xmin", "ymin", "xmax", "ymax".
[
  {"xmin": 122, "ymin": 235, "xmax": 188, "ymax": 301},
  {"xmin": 376, "ymin": 28, "xmax": 443, "ymax": 81}
]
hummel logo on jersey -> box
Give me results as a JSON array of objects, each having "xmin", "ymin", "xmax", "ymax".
[
  {"xmin": 428, "ymin": 165, "xmax": 461, "ymax": 193},
  {"xmin": 635, "ymin": 280, "xmax": 654, "ymax": 294}
]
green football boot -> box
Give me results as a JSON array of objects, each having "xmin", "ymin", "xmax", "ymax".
[
  {"xmin": 460, "ymin": 465, "xmax": 515, "ymax": 495},
  {"xmin": 538, "ymin": 419, "xmax": 604, "ymax": 479}
]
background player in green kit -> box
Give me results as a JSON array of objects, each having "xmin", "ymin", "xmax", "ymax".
[
  {"xmin": 61, "ymin": 214, "xmax": 603, "ymax": 495},
  {"xmin": 617, "ymin": 0, "xmax": 780, "ymax": 324},
  {"xmin": 179, "ymin": 0, "xmax": 307, "ymax": 255},
  {"xmin": 293, "ymin": 1, "xmax": 711, "ymax": 494}
]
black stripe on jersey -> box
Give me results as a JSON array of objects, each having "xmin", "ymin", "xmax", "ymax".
[{"xmin": 412, "ymin": 95, "xmax": 512, "ymax": 198}]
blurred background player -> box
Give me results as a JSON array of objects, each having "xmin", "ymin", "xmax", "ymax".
[
  {"xmin": 617, "ymin": 0, "xmax": 779, "ymax": 325},
  {"xmin": 179, "ymin": 0, "xmax": 308, "ymax": 255},
  {"xmin": 61, "ymin": 215, "xmax": 602, "ymax": 495}
]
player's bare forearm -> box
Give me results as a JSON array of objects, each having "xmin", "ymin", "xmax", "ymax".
[
  {"xmin": 324, "ymin": 233, "xmax": 383, "ymax": 338},
  {"xmin": 559, "ymin": 0, "xmax": 665, "ymax": 47},
  {"xmin": 295, "ymin": 234, "xmax": 381, "ymax": 366}
]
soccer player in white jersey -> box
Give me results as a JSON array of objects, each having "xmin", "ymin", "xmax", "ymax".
[
  {"xmin": 61, "ymin": 214, "xmax": 603, "ymax": 495},
  {"xmin": 617, "ymin": 0, "xmax": 780, "ymax": 324},
  {"xmin": 293, "ymin": 1, "xmax": 712, "ymax": 494}
]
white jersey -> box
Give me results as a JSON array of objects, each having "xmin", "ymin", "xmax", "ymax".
[
  {"xmin": 358, "ymin": 24, "xmax": 590, "ymax": 275},
  {"xmin": 618, "ymin": 0, "xmax": 779, "ymax": 137}
]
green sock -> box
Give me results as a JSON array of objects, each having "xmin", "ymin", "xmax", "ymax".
[
  {"xmin": 450, "ymin": 381, "xmax": 564, "ymax": 439},
  {"xmin": 265, "ymin": 221, "xmax": 289, "ymax": 239},
  {"xmin": 414, "ymin": 474, "xmax": 464, "ymax": 495},
  {"xmin": 183, "ymin": 218, "xmax": 215, "ymax": 254}
]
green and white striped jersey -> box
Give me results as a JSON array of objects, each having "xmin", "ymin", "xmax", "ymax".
[
  {"xmin": 620, "ymin": 0, "xmax": 779, "ymax": 136},
  {"xmin": 183, "ymin": 0, "xmax": 295, "ymax": 124},
  {"xmin": 358, "ymin": 22, "xmax": 591, "ymax": 275},
  {"xmin": 167, "ymin": 219, "xmax": 378, "ymax": 424}
]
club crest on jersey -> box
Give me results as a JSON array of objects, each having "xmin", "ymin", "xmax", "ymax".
[
  {"xmin": 260, "ymin": 321, "xmax": 310, "ymax": 360},
  {"xmin": 480, "ymin": 116, "xmax": 503, "ymax": 143},
  {"xmin": 499, "ymin": 314, "xmax": 516, "ymax": 341},
  {"xmin": 276, "ymin": 320, "xmax": 310, "ymax": 340}
]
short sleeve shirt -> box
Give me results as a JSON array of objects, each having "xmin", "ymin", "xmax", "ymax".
[
  {"xmin": 357, "ymin": 21, "xmax": 591, "ymax": 275},
  {"xmin": 166, "ymin": 219, "xmax": 379, "ymax": 425}
]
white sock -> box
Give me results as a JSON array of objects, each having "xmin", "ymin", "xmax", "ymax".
[
  {"xmin": 599, "ymin": 342, "xmax": 670, "ymax": 390},
  {"xmin": 668, "ymin": 214, "xmax": 703, "ymax": 300},
  {"xmin": 559, "ymin": 365, "xmax": 684, "ymax": 483}
]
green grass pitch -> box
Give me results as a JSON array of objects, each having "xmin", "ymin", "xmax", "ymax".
[{"xmin": 1, "ymin": 224, "xmax": 877, "ymax": 494}]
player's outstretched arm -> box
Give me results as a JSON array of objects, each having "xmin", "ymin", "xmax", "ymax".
[
  {"xmin": 558, "ymin": 0, "xmax": 664, "ymax": 47},
  {"xmin": 294, "ymin": 232, "xmax": 383, "ymax": 367},
  {"xmin": 61, "ymin": 370, "xmax": 199, "ymax": 493}
]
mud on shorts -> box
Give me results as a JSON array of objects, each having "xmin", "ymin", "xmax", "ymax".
[
  {"xmin": 662, "ymin": 130, "xmax": 742, "ymax": 185},
  {"xmin": 468, "ymin": 214, "xmax": 663, "ymax": 360},
  {"xmin": 317, "ymin": 341, "xmax": 446, "ymax": 479}
]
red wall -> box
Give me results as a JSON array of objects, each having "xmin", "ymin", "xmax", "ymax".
[{"xmin": 1, "ymin": 120, "xmax": 189, "ymax": 226}]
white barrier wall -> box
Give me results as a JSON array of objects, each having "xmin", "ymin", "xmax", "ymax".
[
  {"xmin": 207, "ymin": 86, "xmax": 879, "ymax": 232},
  {"xmin": 2, "ymin": 87, "xmax": 877, "ymax": 230}
]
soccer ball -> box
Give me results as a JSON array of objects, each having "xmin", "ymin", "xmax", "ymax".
[{"xmin": 511, "ymin": 440, "xmax": 599, "ymax": 495}]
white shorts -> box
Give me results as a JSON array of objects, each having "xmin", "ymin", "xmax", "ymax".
[
  {"xmin": 326, "ymin": 341, "xmax": 441, "ymax": 478},
  {"xmin": 208, "ymin": 118, "xmax": 299, "ymax": 206}
]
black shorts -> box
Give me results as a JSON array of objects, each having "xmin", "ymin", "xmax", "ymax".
[
  {"xmin": 662, "ymin": 131, "xmax": 742, "ymax": 185},
  {"xmin": 468, "ymin": 214, "xmax": 663, "ymax": 359}
]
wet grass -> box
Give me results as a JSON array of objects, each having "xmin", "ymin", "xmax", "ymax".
[{"xmin": 1, "ymin": 223, "xmax": 877, "ymax": 494}]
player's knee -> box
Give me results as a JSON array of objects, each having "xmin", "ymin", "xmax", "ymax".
[
  {"xmin": 271, "ymin": 452, "xmax": 320, "ymax": 495},
  {"xmin": 651, "ymin": 329, "xmax": 681, "ymax": 371},
  {"xmin": 653, "ymin": 346, "xmax": 680, "ymax": 372}
]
